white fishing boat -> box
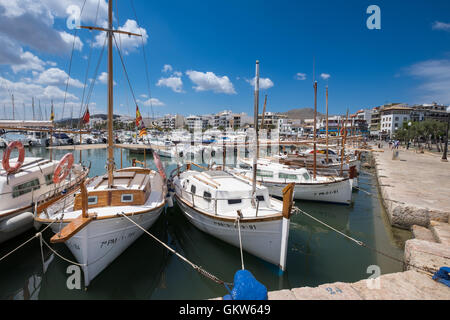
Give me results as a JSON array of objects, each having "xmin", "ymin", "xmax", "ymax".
[
  {"xmin": 170, "ymin": 164, "xmax": 294, "ymax": 271},
  {"xmin": 0, "ymin": 143, "xmax": 88, "ymax": 243},
  {"xmin": 234, "ymin": 158, "xmax": 353, "ymax": 205},
  {"xmin": 34, "ymin": 0, "xmax": 167, "ymax": 286},
  {"xmin": 171, "ymin": 61, "xmax": 295, "ymax": 271}
]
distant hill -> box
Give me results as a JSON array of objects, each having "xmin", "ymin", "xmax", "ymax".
[{"xmin": 278, "ymin": 108, "xmax": 325, "ymax": 120}]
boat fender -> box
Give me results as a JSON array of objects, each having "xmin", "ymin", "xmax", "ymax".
[
  {"xmin": 167, "ymin": 195, "xmax": 174, "ymax": 207},
  {"xmin": 223, "ymin": 270, "xmax": 267, "ymax": 300},
  {"xmin": 53, "ymin": 153, "xmax": 74, "ymax": 184},
  {"xmin": 0, "ymin": 212, "xmax": 34, "ymax": 233},
  {"xmin": 2, "ymin": 141, "xmax": 25, "ymax": 174},
  {"xmin": 432, "ymin": 267, "xmax": 450, "ymax": 288}
]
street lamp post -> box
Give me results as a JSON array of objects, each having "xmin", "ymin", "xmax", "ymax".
[
  {"xmin": 407, "ymin": 121, "xmax": 412, "ymax": 150},
  {"xmin": 442, "ymin": 107, "xmax": 450, "ymax": 162}
]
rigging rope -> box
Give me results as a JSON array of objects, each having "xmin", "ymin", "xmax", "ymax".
[
  {"xmin": 62, "ymin": 0, "xmax": 88, "ymax": 122},
  {"xmin": 234, "ymin": 212, "xmax": 245, "ymax": 270},
  {"xmin": 117, "ymin": 212, "xmax": 232, "ymax": 286},
  {"xmin": 130, "ymin": 0, "xmax": 154, "ymax": 121}
]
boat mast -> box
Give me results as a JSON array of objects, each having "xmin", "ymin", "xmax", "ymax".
[
  {"xmin": 107, "ymin": 0, "xmax": 114, "ymax": 188},
  {"xmin": 313, "ymin": 81, "xmax": 317, "ymax": 180},
  {"xmin": 326, "ymin": 86, "xmax": 329, "ymax": 163},
  {"xmin": 251, "ymin": 60, "xmax": 260, "ymax": 199}
]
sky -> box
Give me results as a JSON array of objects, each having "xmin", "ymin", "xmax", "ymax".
[{"xmin": 1, "ymin": 0, "xmax": 450, "ymax": 121}]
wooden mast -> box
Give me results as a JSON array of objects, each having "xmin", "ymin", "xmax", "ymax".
[
  {"xmin": 251, "ymin": 60, "xmax": 260, "ymax": 199},
  {"xmin": 325, "ymin": 86, "xmax": 329, "ymax": 163},
  {"xmin": 340, "ymin": 109, "xmax": 349, "ymax": 177},
  {"xmin": 107, "ymin": 0, "xmax": 114, "ymax": 188},
  {"xmin": 313, "ymin": 81, "xmax": 317, "ymax": 180}
]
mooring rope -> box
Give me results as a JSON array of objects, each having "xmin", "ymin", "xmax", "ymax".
[
  {"xmin": 292, "ymin": 206, "xmax": 445, "ymax": 276},
  {"xmin": 117, "ymin": 212, "xmax": 233, "ymax": 287},
  {"xmin": 0, "ymin": 219, "xmax": 55, "ymax": 263}
]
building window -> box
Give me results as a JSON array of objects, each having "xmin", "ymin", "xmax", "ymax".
[
  {"xmin": 121, "ymin": 194, "xmax": 134, "ymax": 203},
  {"xmin": 12, "ymin": 179, "xmax": 40, "ymax": 198}
]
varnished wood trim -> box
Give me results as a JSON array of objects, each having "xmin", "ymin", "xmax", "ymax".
[{"xmin": 50, "ymin": 214, "xmax": 94, "ymax": 243}]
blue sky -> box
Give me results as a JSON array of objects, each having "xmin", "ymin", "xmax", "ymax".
[{"xmin": 1, "ymin": 0, "xmax": 450, "ymax": 120}]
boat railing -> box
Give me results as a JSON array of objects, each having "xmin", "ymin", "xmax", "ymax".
[{"xmin": 33, "ymin": 167, "xmax": 89, "ymax": 217}]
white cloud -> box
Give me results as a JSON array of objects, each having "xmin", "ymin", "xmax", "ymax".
[
  {"xmin": 320, "ymin": 73, "xmax": 331, "ymax": 80},
  {"xmin": 139, "ymin": 98, "xmax": 164, "ymax": 107},
  {"xmin": 173, "ymin": 71, "xmax": 182, "ymax": 77},
  {"xmin": 162, "ymin": 64, "xmax": 173, "ymax": 73},
  {"xmin": 246, "ymin": 77, "xmax": 274, "ymax": 90},
  {"xmin": 295, "ymin": 73, "xmax": 307, "ymax": 80},
  {"xmin": 156, "ymin": 76, "xmax": 183, "ymax": 93},
  {"xmin": 407, "ymin": 59, "xmax": 450, "ymax": 103},
  {"xmin": 186, "ymin": 70, "xmax": 236, "ymax": 94},
  {"xmin": 11, "ymin": 51, "xmax": 46, "ymax": 73},
  {"xmin": 0, "ymin": 76, "xmax": 78, "ymax": 107},
  {"xmin": 59, "ymin": 31, "xmax": 83, "ymax": 51},
  {"xmin": 94, "ymin": 19, "xmax": 148, "ymax": 55},
  {"xmin": 36, "ymin": 67, "xmax": 84, "ymax": 88},
  {"xmin": 140, "ymin": 94, "xmax": 148, "ymax": 99},
  {"xmin": 98, "ymin": 72, "xmax": 116, "ymax": 85},
  {"xmin": 432, "ymin": 21, "xmax": 450, "ymax": 32}
]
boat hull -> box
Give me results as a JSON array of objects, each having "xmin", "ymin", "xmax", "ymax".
[
  {"xmin": 264, "ymin": 179, "xmax": 352, "ymax": 205},
  {"xmin": 175, "ymin": 196, "xmax": 289, "ymax": 270},
  {"xmin": 50, "ymin": 207, "xmax": 163, "ymax": 286}
]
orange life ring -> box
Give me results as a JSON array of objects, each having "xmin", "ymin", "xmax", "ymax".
[
  {"xmin": 53, "ymin": 153, "xmax": 74, "ymax": 184},
  {"xmin": 2, "ymin": 141, "xmax": 25, "ymax": 174}
]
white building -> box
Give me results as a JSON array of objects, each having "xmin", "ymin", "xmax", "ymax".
[{"xmin": 380, "ymin": 105, "xmax": 412, "ymax": 139}]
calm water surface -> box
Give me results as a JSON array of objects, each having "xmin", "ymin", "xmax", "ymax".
[{"xmin": 0, "ymin": 147, "xmax": 411, "ymax": 299}]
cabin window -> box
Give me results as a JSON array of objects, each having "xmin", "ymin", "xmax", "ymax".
[
  {"xmin": 279, "ymin": 173, "xmax": 298, "ymax": 180},
  {"xmin": 256, "ymin": 170, "xmax": 273, "ymax": 178},
  {"xmin": 12, "ymin": 179, "xmax": 40, "ymax": 198},
  {"xmin": 88, "ymin": 196, "xmax": 98, "ymax": 205},
  {"xmin": 228, "ymin": 199, "xmax": 242, "ymax": 205},
  {"xmin": 121, "ymin": 194, "xmax": 134, "ymax": 203},
  {"xmin": 45, "ymin": 173, "xmax": 53, "ymax": 185},
  {"xmin": 256, "ymin": 195, "xmax": 265, "ymax": 202},
  {"xmin": 203, "ymin": 191, "xmax": 212, "ymax": 202},
  {"xmin": 190, "ymin": 185, "xmax": 196, "ymax": 194},
  {"xmin": 302, "ymin": 172, "xmax": 310, "ymax": 180}
]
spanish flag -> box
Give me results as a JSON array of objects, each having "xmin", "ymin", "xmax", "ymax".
[
  {"xmin": 136, "ymin": 105, "xmax": 143, "ymax": 127},
  {"xmin": 138, "ymin": 127, "xmax": 147, "ymax": 137}
]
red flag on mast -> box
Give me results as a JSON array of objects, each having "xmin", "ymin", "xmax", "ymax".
[{"xmin": 82, "ymin": 107, "xmax": 90, "ymax": 124}]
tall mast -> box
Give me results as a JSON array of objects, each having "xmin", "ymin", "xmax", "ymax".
[
  {"xmin": 32, "ymin": 97, "xmax": 35, "ymax": 120},
  {"xmin": 251, "ymin": 60, "xmax": 260, "ymax": 199},
  {"xmin": 326, "ymin": 86, "xmax": 329, "ymax": 163},
  {"xmin": 11, "ymin": 94, "xmax": 15, "ymax": 120},
  {"xmin": 313, "ymin": 81, "xmax": 317, "ymax": 180},
  {"xmin": 107, "ymin": 0, "xmax": 114, "ymax": 188}
]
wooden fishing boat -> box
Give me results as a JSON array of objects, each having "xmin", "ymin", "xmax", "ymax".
[
  {"xmin": 234, "ymin": 157, "xmax": 353, "ymax": 205},
  {"xmin": 34, "ymin": 0, "xmax": 166, "ymax": 286},
  {"xmin": 170, "ymin": 163, "xmax": 294, "ymax": 271},
  {"xmin": 0, "ymin": 151, "xmax": 88, "ymax": 243}
]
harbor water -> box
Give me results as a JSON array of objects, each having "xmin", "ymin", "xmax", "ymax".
[{"xmin": 0, "ymin": 147, "xmax": 411, "ymax": 299}]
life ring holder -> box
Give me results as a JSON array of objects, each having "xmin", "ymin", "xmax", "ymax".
[
  {"xmin": 2, "ymin": 141, "xmax": 25, "ymax": 174},
  {"xmin": 53, "ymin": 153, "xmax": 74, "ymax": 184}
]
